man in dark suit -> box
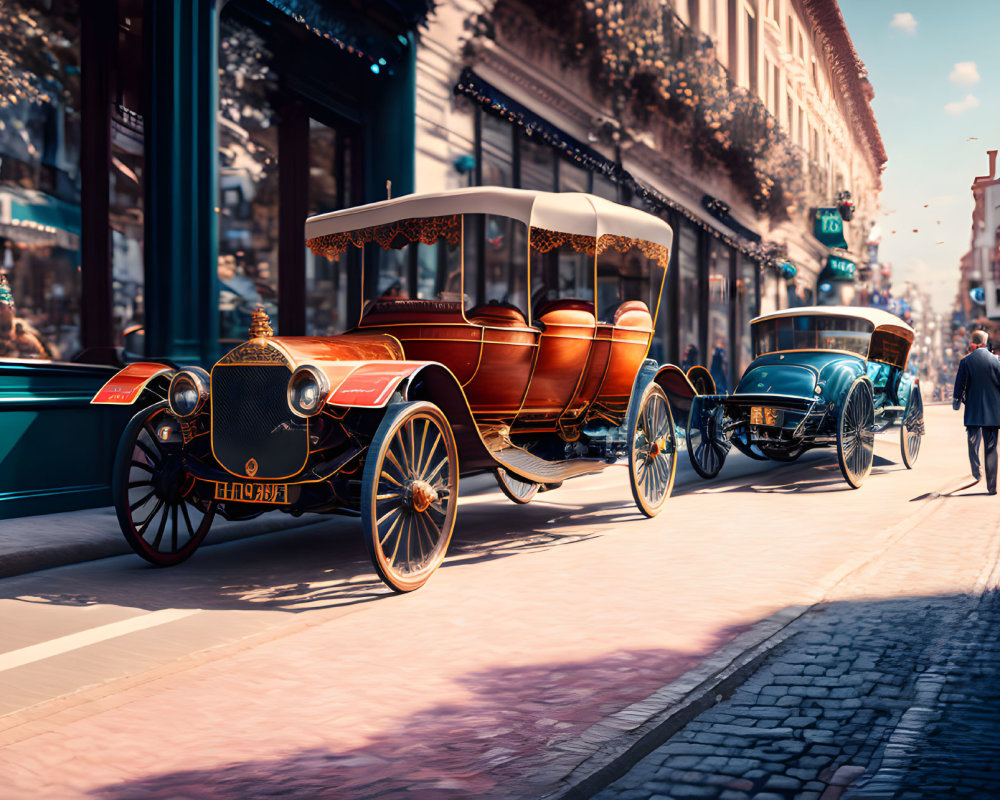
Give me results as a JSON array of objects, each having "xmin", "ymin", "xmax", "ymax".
[{"xmin": 953, "ymin": 330, "xmax": 1000, "ymax": 494}]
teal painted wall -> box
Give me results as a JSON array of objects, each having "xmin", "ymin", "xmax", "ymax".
[{"xmin": 0, "ymin": 363, "xmax": 134, "ymax": 519}]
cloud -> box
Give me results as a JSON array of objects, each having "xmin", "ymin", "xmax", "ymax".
[
  {"xmin": 945, "ymin": 94, "xmax": 980, "ymax": 116},
  {"xmin": 950, "ymin": 62, "xmax": 980, "ymax": 87},
  {"xmin": 889, "ymin": 12, "xmax": 918, "ymax": 35}
]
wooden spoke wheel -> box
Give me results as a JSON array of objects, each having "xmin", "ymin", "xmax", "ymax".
[
  {"xmin": 760, "ymin": 444, "xmax": 806, "ymax": 462},
  {"xmin": 628, "ymin": 383, "xmax": 677, "ymax": 517},
  {"xmin": 686, "ymin": 396, "xmax": 729, "ymax": 480},
  {"xmin": 113, "ymin": 402, "xmax": 216, "ymax": 566},
  {"xmin": 361, "ymin": 402, "xmax": 459, "ymax": 593},
  {"xmin": 837, "ymin": 378, "xmax": 876, "ymax": 488},
  {"xmin": 495, "ymin": 468, "xmax": 539, "ymax": 504},
  {"xmin": 900, "ymin": 383, "xmax": 924, "ymax": 469}
]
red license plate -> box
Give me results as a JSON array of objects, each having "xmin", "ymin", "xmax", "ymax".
[
  {"xmin": 215, "ymin": 482, "xmax": 289, "ymax": 504},
  {"xmin": 750, "ymin": 406, "xmax": 783, "ymax": 427}
]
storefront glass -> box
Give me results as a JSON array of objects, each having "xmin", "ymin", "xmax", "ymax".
[
  {"xmin": 111, "ymin": 0, "xmax": 145, "ymax": 355},
  {"xmin": 481, "ymin": 113, "xmax": 513, "ymax": 187},
  {"xmin": 677, "ymin": 222, "xmax": 700, "ymax": 369},
  {"xmin": 519, "ymin": 134, "xmax": 555, "ymax": 191},
  {"xmin": 707, "ymin": 238, "xmax": 731, "ymax": 392},
  {"xmin": 736, "ymin": 253, "xmax": 758, "ymax": 372},
  {"xmin": 306, "ymin": 118, "xmax": 350, "ymax": 336},
  {"xmin": 218, "ymin": 12, "xmax": 279, "ymax": 344},
  {"xmin": 0, "ymin": 0, "xmax": 82, "ymax": 360}
]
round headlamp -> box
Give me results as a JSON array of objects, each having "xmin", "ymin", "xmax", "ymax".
[
  {"xmin": 168, "ymin": 368, "xmax": 210, "ymax": 418},
  {"xmin": 288, "ymin": 365, "xmax": 330, "ymax": 418}
]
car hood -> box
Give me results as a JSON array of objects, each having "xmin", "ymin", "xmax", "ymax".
[
  {"xmin": 218, "ymin": 332, "xmax": 405, "ymax": 369},
  {"xmin": 735, "ymin": 351, "xmax": 864, "ymax": 399}
]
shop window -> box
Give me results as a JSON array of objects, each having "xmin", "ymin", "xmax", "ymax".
[
  {"xmin": 0, "ymin": 0, "xmax": 82, "ymax": 360},
  {"xmin": 677, "ymin": 223, "xmax": 700, "ymax": 369},
  {"xmin": 481, "ymin": 113, "xmax": 513, "ymax": 187},
  {"xmin": 306, "ymin": 118, "xmax": 351, "ymax": 336},
  {"xmin": 736, "ymin": 253, "xmax": 758, "ymax": 372},
  {"xmin": 519, "ymin": 134, "xmax": 556, "ymax": 191},
  {"xmin": 707, "ymin": 238, "xmax": 731, "ymax": 392},
  {"xmin": 111, "ymin": 0, "xmax": 145, "ymax": 355},
  {"xmin": 596, "ymin": 243, "xmax": 663, "ymax": 326},
  {"xmin": 218, "ymin": 12, "xmax": 279, "ymax": 345},
  {"xmin": 592, "ymin": 174, "xmax": 618, "ymax": 202},
  {"xmin": 557, "ymin": 158, "xmax": 589, "ymax": 193}
]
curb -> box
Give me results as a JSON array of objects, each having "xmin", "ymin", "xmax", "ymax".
[{"xmin": 541, "ymin": 604, "xmax": 813, "ymax": 799}]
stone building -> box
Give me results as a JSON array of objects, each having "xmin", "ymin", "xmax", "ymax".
[{"xmin": 414, "ymin": 0, "xmax": 885, "ymax": 376}]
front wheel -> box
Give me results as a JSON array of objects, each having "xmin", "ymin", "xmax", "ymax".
[
  {"xmin": 837, "ymin": 378, "xmax": 875, "ymax": 488},
  {"xmin": 628, "ymin": 383, "xmax": 677, "ymax": 517},
  {"xmin": 361, "ymin": 402, "xmax": 459, "ymax": 593},
  {"xmin": 113, "ymin": 402, "xmax": 216, "ymax": 566},
  {"xmin": 900, "ymin": 383, "xmax": 924, "ymax": 468}
]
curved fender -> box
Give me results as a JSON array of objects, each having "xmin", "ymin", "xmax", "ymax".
[
  {"xmin": 652, "ymin": 363, "xmax": 701, "ymax": 428},
  {"xmin": 92, "ymin": 362, "xmax": 175, "ymax": 405},
  {"xmin": 686, "ymin": 365, "xmax": 716, "ymax": 396},
  {"xmin": 318, "ymin": 361, "xmax": 428, "ymax": 408},
  {"xmin": 402, "ymin": 363, "xmax": 497, "ymax": 473}
]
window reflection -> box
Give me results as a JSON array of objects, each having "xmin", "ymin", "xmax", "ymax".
[
  {"xmin": 218, "ymin": 13, "xmax": 279, "ymax": 344},
  {"xmin": 0, "ymin": 0, "xmax": 81, "ymax": 360}
]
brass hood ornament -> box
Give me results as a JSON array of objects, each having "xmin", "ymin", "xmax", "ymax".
[{"xmin": 249, "ymin": 304, "xmax": 273, "ymax": 339}]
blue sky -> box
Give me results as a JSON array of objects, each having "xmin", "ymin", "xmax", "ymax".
[{"xmin": 838, "ymin": 1, "xmax": 1000, "ymax": 313}]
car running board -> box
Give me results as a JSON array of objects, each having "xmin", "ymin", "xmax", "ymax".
[{"xmin": 492, "ymin": 446, "xmax": 613, "ymax": 484}]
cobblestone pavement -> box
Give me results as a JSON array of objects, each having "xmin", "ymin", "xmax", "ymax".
[{"xmin": 593, "ymin": 474, "xmax": 1000, "ymax": 800}]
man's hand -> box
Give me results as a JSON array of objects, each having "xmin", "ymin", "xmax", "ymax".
[{"xmin": 953, "ymin": 397, "xmax": 962, "ymax": 411}]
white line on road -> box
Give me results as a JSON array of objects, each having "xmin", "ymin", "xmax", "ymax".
[{"xmin": 0, "ymin": 608, "xmax": 200, "ymax": 673}]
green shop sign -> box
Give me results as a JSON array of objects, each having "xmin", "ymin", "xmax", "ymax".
[
  {"xmin": 825, "ymin": 255, "xmax": 856, "ymax": 280},
  {"xmin": 813, "ymin": 208, "xmax": 848, "ymax": 249}
]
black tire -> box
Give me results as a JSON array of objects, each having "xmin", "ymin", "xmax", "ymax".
[
  {"xmin": 361, "ymin": 401, "xmax": 459, "ymax": 593},
  {"xmin": 628, "ymin": 383, "xmax": 677, "ymax": 517},
  {"xmin": 686, "ymin": 396, "xmax": 729, "ymax": 479},
  {"xmin": 113, "ymin": 402, "xmax": 216, "ymax": 566},
  {"xmin": 900, "ymin": 383, "xmax": 924, "ymax": 469},
  {"xmin": 495, "ymin": 468, "xmax": 539, "ymax": 504},
  {"xmin": 836, "ymin": 378, "xmax": 875, "ymax": 488}
]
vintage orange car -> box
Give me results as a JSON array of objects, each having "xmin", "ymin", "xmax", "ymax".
[{"xmin": 93, "ymin": 188, "xmax": 695, "ymax": 592}]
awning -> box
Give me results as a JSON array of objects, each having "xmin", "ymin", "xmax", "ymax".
[
  {"xmin": 0, "ymin": 188, "xmax": 80, "ymax": 250},
  {"xmin": 264, "ymin": 0, "xmax": 433, "ymax": 73}
]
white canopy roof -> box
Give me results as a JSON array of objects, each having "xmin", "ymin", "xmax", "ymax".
[
  {"xmin": 304, "ymin": 187, "xmax": 674, "ymax": 250},
  {"xmin": 751, "ymin": 305, "xmax": 915, "ymax": 335}
]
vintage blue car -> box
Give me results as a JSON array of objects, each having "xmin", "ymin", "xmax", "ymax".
[{"xmin": 684, "ymin": 306, "xmax": 924, "ymax": 488}]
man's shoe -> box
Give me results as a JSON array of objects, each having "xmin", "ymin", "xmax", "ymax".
[{"xmin": 990, "ymin": 489, "xmax": 997, "ymax": 495}]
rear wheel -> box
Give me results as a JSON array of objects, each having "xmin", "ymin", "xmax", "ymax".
[
  {"xmin": 495, "ymin": 468, "xmax": 539, "ymax": 504},
  {"xmin": 837, "ymin": 378, "xmax": 875, "ymax": 488},
  {"xmin": 900, "ymin": 383, "xmax": 924, "ymax": 468},
  {"xmin": 686, "ymin": 396, "xmax": 729, "ymax": 479},
  {"xmin": 361, "ymin": 402, "xmax": 459, "ymax": 593},
  {"xmin": 114, "ymin": 402, "xmax": 216, "ymax": 566},
  {"xmin": 628, "ymin": 383, "xmax": 677, "ymax": 517}
]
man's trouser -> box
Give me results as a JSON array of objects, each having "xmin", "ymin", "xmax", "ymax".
[{"xmin": 967, "ymin": 426, "xmax": 999, "ymax": 493}]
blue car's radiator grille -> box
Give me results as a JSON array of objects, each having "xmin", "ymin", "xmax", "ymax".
[{"xmin": 211, "ymin": 364, "xmax": 309, "ymax": 480}]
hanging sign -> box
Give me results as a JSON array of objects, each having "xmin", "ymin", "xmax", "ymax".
[{"xmin": 813, "ymin": 208, "xmax": 848, "ymax": 249}]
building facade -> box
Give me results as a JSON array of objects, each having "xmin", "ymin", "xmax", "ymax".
[{"xmin": 0, "ymin": 0, "xmax": 882, "ymax": 518}]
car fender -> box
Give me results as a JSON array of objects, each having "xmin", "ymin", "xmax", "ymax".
[
  {"xmin": 821, "ymin": 361, "xmax": 867, "ymax": 409},
  {"xmin": 91, "ymin": 362, "xmax": 175, "ymax": 405}
]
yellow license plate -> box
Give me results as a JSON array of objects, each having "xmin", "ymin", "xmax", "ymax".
[
  {"xmin": 215, "ymin": 481, "xmax": 289, "ymax": 504},
  {"xmin": 750, "ymin": 406, "xmax": 783, "ymax": 427}
]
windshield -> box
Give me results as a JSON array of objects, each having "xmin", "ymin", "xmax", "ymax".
[{"xmin": 751, "ymin": 315, "xmax": 873, "ymax": 358}]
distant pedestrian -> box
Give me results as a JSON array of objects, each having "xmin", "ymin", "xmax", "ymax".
[{"xmin": 953, "ymin": 330, "xmax": 1000, "ymax": 494}]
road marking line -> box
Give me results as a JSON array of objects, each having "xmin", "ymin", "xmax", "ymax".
[{"xmin": 0, "ymin": 608, "xmax": 200, "ymax": 673}]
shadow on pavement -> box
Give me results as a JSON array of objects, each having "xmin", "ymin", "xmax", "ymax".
[{"xmin": 79, "ymin": 591, "xmax": 1000, "ymax": 800}]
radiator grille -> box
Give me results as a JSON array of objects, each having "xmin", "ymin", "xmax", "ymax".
[{"xmin": 211, "ymin": 364, "xmax": 309, "ymax": 479}]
